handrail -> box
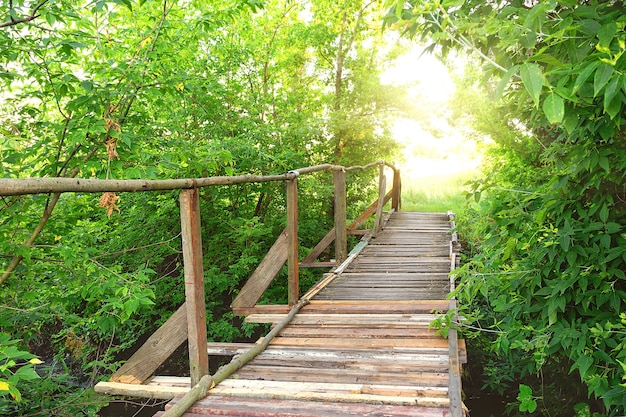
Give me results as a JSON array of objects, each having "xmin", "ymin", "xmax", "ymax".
[
  {"xmin": 0, "ymin": 161, "xmax": 399, "ymax": 196},
  {"xmin": 3, "ymin": 160, "xmax": 401, "ymax": 389}
]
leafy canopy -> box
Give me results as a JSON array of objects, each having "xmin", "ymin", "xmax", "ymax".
[{"xmin": 385, "ymin": 0, "xmax": 626, "ymax": 414}]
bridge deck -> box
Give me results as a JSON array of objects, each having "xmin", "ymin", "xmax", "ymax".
[{"xmin": 153, "ymin": 211, "xmax": 464, "ymax": 416}]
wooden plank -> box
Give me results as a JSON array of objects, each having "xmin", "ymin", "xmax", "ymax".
[
  {"xmin": 312, "ymin": 292, "xmax": 450, "ymax": 301},
  {"xmin": 164, "ymin": 395, "xmax": 451, "ymax": 417},
  {"xmin": 304, "ymin": 299, "xmax": 452, "ymax": 313},
  {"xmin": 448, "ymin": 326, "xmax": 463, "ymax": 416},
  {"xmin": 234, "ymin": 365, "xmax": 449, "ymax": 386},
  {"xmin": 94, "ymin": 381, "xmax": 187, "ymax": 400},
  {"xmin": 213, "ymin": 378, "xmax": 447, "ymax": 397},
  {"xmin": 245, "ymin": 313, "xmax": 443, "ymax": 325},
  {"xmin": 207, "ymin": 379, "xmax": 450, "ymax": 406},
  {"xmin": 257, "ymin": 339, "xmax": 467, "ymax": 365},
  {"xmin": 232, "ymin": 300, "xmax": 457, "ymax": 318},
  {"xmin": 269, "ymin": 337, "xmax": 451, "ymax": 350},
  {"xmin": 110, "ymin": 303, "xmax": 188, "ymax": 384},
  {"xmin": 333, "ymin": 169, "xmax": 347, "ymax": 263},
  {"xmin": 206, "ymin": 342, "xmax": 257, "ymax": 356},
  {"xmin": 299, "ymin": 261, "xmax": 337, "ymax": 268},
  {"xmin": 232, "ymin": 304, "xmax": 292, "ymax": 316},
  {"xmin": 231, "ymin": 230, "xmax": 288, "ymax": 309},
  {"xmin": 249, "ymin": 353, "xmax": 450, "ymax": 371},
  {"xmin": 149, "ymin": 376, "xmax": 192, "ymax": 387},
  {"xmin": 286, "ymin": 178, "xmax": 299, "ymax": 305},
  {"xmin": 276, "ymin": 326, "xmax": 438, "ymax": 338},
  {"xmin": 180, "ymin": 189, "xmax": 208, "ymax": 386},
  {"xmin": 350, "ymin": 257, "xmax": 451, "ymax": 264}
]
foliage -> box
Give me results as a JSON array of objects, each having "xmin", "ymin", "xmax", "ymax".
[
  {"xmin": 1, "ymin": 0, "xmax": 404, "ymax": 413},
  {"xmin": 385, "ymin": 0, "xmax": 626, "ymax": 414},
  {"xmin": 0, "ymin": 333, "xmax": 41, "ymax": 404}
]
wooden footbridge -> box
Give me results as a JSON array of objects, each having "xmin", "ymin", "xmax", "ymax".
[{"xmin": 0, "ymin": 161, "xmax": 466, "ymax": 416}]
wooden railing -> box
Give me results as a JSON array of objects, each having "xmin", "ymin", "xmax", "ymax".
[{"xmin": 0, "ymin": 161, "xmax": 401, "ymax": 387}]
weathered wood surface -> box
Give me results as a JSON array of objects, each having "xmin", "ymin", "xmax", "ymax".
[
  {"xmin": 180, "ymin": 189, "xmax": 209, "ymax": 386},
  {"xmin": 333, "ymin": 169, "xmax": 348, "ymax": 263},
  {"xmin": 145, "ymin": 211, "xmax": 465, "ymax": 416},
  {"xmin": 286, "ymin": 178, "xmax": 299, "ymax": 305},
  {"xmin": 157, "ymin": 395, "xmax": 451, "ymax": 417},
  {"xmin": 108, "ymin": 303, "xmax": 188, "ymax": 384},
  {"xmin": 314, "ymin": 212, "xmax": 453, "ymax": 301}
]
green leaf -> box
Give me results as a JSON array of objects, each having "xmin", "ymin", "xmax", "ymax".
[
  {"xmin": 594, "ymin": 63, "xmax": 614, "ymax": 97},
  {"xmin": 14, "ymin": 366, "xmax": 40, "ymax": 381},
  {"xmin": 562, "ymin": 111, "xmax": 579, "ymax": 134},
  {"xmin": 559, "ymin": 232, "xmax": 570, "ymax": 251},
  {"xmin": 597, "ymin": 22, "xmax": 617, "ymax": 47},
  {"xmin": 598, "ymin": 155, "xmax": 610, "ymax": 172},
  {"xmin": 603, "ymin": 76, "xmax": 621, "ymax": 113},
  {"xmin": 520, "ymin": 63, "xmax": 543, "ymax": 107},
  {"xmin": 543, "ymin": 93, "xmax": 564, "ymax": 124},
  {"xmin": 599, "ymin": 203, "xmax": 609, "ymax": 223},
  {"xmin": 443, "ymin": 0, "xmax": 465, "ymax": 7},
  {"xmin": 395, "ymin": 0, "xmax": 404, "ymax": 18},
  {"xmin": 573, "ymin": 61, "xmax": 600, "ymax": 94},
  {"xmin": 605, "ymin": 95, "xmax": 622, "ymax": 120},
  {"xmin": 495, "ymin": 65, "xmax": 519, "ymax": 98},
  {"xmin": 576, "ymin": 354, "xmax": 594, "ymax": 380},
  {"xmin": 605, "ymin": 222, "xmax": 622, "ymax": 233},
  {"xmin": 519, "ymin": 384, "xmax": 532, "ymax": 397}
]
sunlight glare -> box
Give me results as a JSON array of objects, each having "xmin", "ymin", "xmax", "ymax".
[{"xmin": 382, "ymin": 45, "xmax": 481, "ymax": 204}]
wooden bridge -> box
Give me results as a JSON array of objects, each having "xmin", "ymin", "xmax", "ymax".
[{"xmin": 0, "ymin": 162, "xmax": 466, "ymax": 416}]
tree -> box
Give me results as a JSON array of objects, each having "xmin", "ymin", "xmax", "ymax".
[
  {"xmin": 1, "ymin": 0, "xmax": 407, "ymax": 413},
  {"xmin": 385, "ymin": 0, "xmax": 626, "ymax": 414}
]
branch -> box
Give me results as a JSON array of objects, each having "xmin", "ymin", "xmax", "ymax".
[
  {"xmin": 0, "ymin": 146, "xmax": 98, "ymax": 285},
  {"xmin": 0, "ymin": 0, "xmax": 49, "ymax": 29}
]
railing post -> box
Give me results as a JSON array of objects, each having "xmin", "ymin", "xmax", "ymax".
[
  {"xmin": 180, "ymin": 189, "xmax": 209, "ymax": 386},
  {"xmin": 392, "ymin": 167, "xmax": 401, "ymax": 212},
  {"xmin": 286, "ymin": 177, "xmax": 299, "ymax": 305},
  {"xmin": 373, "ymin": 164, "xmax": 386, "ymax": 236},
  {"xmin": 333, "ymin": 168, "xmax": 347, "ymax": 263}
]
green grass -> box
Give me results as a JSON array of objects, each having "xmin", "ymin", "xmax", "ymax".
[{"xmin": 400, "ymin": 170, "xmax": 480, "ymax": 213}]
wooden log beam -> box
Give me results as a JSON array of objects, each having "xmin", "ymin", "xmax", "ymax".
[
  {"xmin": 333, "ymin": 169, "xmax": 347, "ymax": 263},
  {"xmin": 286, "ymin": 178, "xmax": 299, "ymax": 306},
  {"xmin": 94, "ymin": 381, "xmax": 188, "ymax": 400},
  {"xmin": 0, "ymin": 173, "xmax": 299, "ymax": 196},
  {"xmin": 0, "ymin": 162, "xmax": 399, "ymax": 197},
  {"xmin": 110, "ymin": 303, "xmax": 188, "ymax": 384},
  {"xmin": 392, "ymin": 168, "xmax": 402, "ymax": 211},
  {"xmin": 180, "ymin": 189, "xmax": 209, "ymax": 386},
  {"xmin": 372, "ymin": 165, "xmax": 387, "ymax": 236}
]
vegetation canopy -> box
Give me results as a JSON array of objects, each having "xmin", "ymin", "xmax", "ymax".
[
  {"xmin": 0, "ymin": 0, "xmax": 407, "ymax": 414},
  {"xmin": 385, "ymin": 0, "xmax": 626, "ymax": 415}
]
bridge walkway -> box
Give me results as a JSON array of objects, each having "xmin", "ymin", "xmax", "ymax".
[{"xmin": 153, "ymin": 211, "xmax": 465, "ymax": 416}]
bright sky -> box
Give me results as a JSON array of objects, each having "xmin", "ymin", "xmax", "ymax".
[
  {"xmin": 381, "ymin": 45, "xmax": 481, "ymax": 181},
  {"xmin": 380, "ymin": 46, "xmax": 455, "ymax": 104}
]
